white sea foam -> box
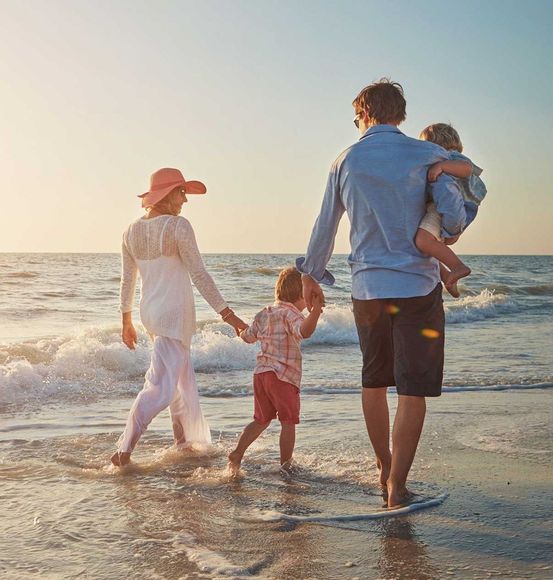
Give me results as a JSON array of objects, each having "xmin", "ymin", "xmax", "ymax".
[
  {"xmin": 248, "ymin": 493, "xmax": 449, "ymax": 523},
  {"xmin": 193, "ymin": 329, "xmax": 256, "ymax": 373},
  {"xmin": 305, "ymin": 304, "xmax": 358, "ymax": 345},
  {"xmin": 444, "ymin": 289, "xmax": 516, "ymax": 323},
  {"xmin": 174, "ymin": 532, "xmax": 252, "ymax": 576}
]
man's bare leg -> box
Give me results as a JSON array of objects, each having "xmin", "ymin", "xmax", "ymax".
[
  {"xmin": 228, "ymin": 420, "xmax": 270, "ymax": 474},
  {"xmin": 362, "ymin": 388, "xmax": 392, "ymax": 490},
  {"xmin": 387, "ymin": 394, "xmax": 426, "ymax": 508}
]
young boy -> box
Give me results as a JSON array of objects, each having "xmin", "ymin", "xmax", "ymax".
[
  {"xmin": 228, "ymin": 267, "xmax": 323, "ymax": 474},
  {"xmin": 416, "ymin": 123, "xmax": 487, "ymax": 297}
]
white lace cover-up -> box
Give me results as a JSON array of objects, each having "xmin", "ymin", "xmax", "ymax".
[{"xmin": 120, "ymin": 214, "xmax": 227, "ymax": 346}]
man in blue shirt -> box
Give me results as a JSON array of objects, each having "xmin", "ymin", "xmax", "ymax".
[{"xmin": 298, "ymin": 79, "xmax": 466, "ymax": 508}]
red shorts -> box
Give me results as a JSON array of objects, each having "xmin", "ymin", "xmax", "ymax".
[{"xmin": 253, "ymin": 371, "xmax": 300, "ymax": 425}]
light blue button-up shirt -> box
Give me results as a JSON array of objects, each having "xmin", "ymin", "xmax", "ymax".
[{"xmin": 298, "ymin": 125, "xmax": 467, "ymax": 300}]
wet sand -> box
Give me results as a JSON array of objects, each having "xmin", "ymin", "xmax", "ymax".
[{"xmin": 1, "ymin": 388, "xmax": 552, "ymax": 579}]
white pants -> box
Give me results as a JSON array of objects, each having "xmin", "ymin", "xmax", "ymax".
[{"xmin": 118, "ymin": 336, "xmax": 211, "ymax": 453}]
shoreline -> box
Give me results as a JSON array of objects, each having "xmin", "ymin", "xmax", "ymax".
[{"xmin": 1, "ymin": 389, "xmax": 552, "ymax": 578}]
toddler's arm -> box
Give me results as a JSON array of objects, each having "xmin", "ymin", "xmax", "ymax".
[
  {"xmin": 239, "ymin": 316, "xmax": 259, "ymax": 343},
  {"xmin": 300, "ymin": 295, "xmax": 324, "ymax": 339},
  {"xmin": 428, "ymin": 160, "xmax": 472, "ymax": 182}
]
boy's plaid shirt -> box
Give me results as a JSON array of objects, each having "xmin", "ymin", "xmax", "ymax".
[{"xmin": 240, "ymin": 301, "xmax": 305, "ymax": 388}]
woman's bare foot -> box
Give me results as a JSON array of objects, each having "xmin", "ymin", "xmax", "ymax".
[
  {"xmin": 227, "ymin": 450, "xmax": 242, "ymax": 475},
  {"xmin": 445, "ymin": 265, "xmax": 471, "ymax": 298},
  {"xmin": 110, "ymin": 451, "xmax": 131, "ymax": 466}
]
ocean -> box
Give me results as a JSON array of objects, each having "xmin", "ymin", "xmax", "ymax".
[{"xmin": 1, "ymin": 253, "xmax": 552, "ymax": 578}]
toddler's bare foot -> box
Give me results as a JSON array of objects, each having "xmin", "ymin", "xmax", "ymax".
[
  {"xmin": 280, "ymin": 459, "xmax": 299, "ymax": 475},
  {"xmin": 445, "ymin": 265, "xmax": 471, "ymax": 298},
  {"xmin": 110, "ymin": 451, "xmax": 131, "ymax": 466},
  {"xmin": 227, "ymin": 450, "xmax": 242, "ymax": 476}
]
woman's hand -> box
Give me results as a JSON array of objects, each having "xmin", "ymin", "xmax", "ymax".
[
  {"xmin": 122, "ymin": 322, "xmax": 138, "ymax": 350},
  {"xmin": 220, "ymin": 308, "xmax": 248, "ymax": 336}
]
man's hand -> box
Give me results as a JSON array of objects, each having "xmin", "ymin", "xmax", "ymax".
[
  {"xmin": 302, "ymin": 274, "xmax": 325, "ymax": 312},
  {"xmin": 427, "ymin": 162, "xmax": 444, "ymax": 183},
  {"xmin": 122, "ymin": 323, "xmax": 138, "ymax": 350}
]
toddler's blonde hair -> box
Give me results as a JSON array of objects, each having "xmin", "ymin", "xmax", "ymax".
[
  {"xmin": 419, "ymin": 123, "xmax": 463, "ymax": 152},
  {"xmin": 275, "ymin": 267, "xmax": 303, "ymax": 303}
]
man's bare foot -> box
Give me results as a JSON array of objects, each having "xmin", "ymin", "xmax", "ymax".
[
  {"xmin": 110, "ymin": 451, "xmax": 131, "ymax": 466},
  {"xmin": 445, "ymin": 265, "xmax": 471, "ymax": 298},
  {"xmin": 376, "ymin": 458, "xmax": 391, "ymax": 488},
  {"xmin": 387, "ymin": 482, "xmax": 414, "ymax": 508},
  {"xmin": 227, "ymin": 450, "xmax": 242, "ymax": 476}
]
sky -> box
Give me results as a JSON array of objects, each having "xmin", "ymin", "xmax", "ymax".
[{"xmin": 1, "ymin": 0, "xmax": 552, "ymax": 254}]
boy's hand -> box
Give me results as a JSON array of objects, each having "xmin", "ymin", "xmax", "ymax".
[
  {"xmin": 427, "ymin": 162, "xmax": 444, "ymax": 182},
  {"xmin": 311, "ymin": 294, "xmax": 324, "ymax": 314},
  {"xmin": 302, "ymin": 274, "xmax": 325, "ymax": 312},
  {"xmin": 122, "ymin": 323, "xmax": 138, "ymax": 350}
]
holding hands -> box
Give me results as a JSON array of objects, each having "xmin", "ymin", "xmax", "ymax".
[
  {"xmin": 301, "ymin": 274, "xmax": 325, "ymax": 312},
  {"xmin": 220, "ymin": 307, "xmax": 248, "ymax": 336}
]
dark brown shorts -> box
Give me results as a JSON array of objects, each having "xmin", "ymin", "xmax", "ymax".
[{"xmin": 352, "ymin": 283, "xmax": 445, "ymax": 397}]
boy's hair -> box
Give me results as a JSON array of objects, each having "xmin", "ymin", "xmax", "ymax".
[
  {"xmin": 275, "ymin": 267, "xmax": 303, "ymax": 303},
  {"xmin": 419, "ymin": 123, "xmax": 463, "ymax": 152},
  {"xmin": 352, "ymin": 78, "xmax": 406, "ymax": 125}
]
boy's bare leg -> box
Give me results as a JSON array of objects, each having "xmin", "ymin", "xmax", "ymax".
[
  {"xmin": 387, "ymin": 395, "xmax": 426, "ymax": 508},
  {"xmin": 110, "ymin": 451, "xmax": 131, "ymax": 466},
  {"xmin": 279, "ymin": 423, "xmax": 296, "ymax": 467},
  {"xmin": 416, "ymin": 229, "xmax": 470, "ymax": 296},
  {"xmin": 228, "ymin": 420, "xmax": 269, "ymax": 473},
  {"xmin": 362, "ymin": 388, "xmax": 392, "ymax": 490}
]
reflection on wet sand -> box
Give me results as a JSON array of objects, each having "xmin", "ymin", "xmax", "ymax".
[{"xmin": 378, "ymin": 518, "xmax": 439, "ymax": 579}]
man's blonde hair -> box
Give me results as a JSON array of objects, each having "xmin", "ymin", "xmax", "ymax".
[
  {"xmin": 275, "ymin": 267, "xmax": 303, "ymax": 303},
  {"xmin": 419, "ymin": 123, "xmax": 463, "ymax": 152}
]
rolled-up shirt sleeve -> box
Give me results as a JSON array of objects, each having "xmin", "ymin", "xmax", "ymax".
[
  {"xmin": 430, "ymin": 173, "xmax": 466, "ymax": 238},
  {"xmin": 297, "ymin": 162, "xmax": 344, "ymax": 284}
]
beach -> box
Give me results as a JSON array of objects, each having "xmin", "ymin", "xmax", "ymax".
[{"xmin": 1, "ymin": 253, "xmax": 552, "ymax": 578}]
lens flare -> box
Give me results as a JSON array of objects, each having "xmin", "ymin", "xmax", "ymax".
[
  {"xmin": 421, "ymin": 328, "xmax": 440, "ymax": 339},
  {"xmin": 386, "ymin": 304, "xmax": 400, "ymax": 315}
]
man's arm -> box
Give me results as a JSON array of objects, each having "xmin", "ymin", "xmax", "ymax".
[
  {"xmin": 298, "ymin": 163, "xmax": 344, "ymax": 309},
  {"xmin": 430, "ymin": 173, "xmax": 466, "ymax": 238}
]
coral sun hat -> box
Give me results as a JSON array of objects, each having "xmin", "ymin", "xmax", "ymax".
[{"xmin": 138, "ymin": 168, "xmax": 207, "ymax": 208}]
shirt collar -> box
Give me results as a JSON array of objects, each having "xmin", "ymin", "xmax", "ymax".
[
  {"xmin": 359, "ymin": 124, "xmax": 403, "ymax": 141},
  {"xmin": 274, "ymin": 300, "xmax": 303, "ymax": 315}
]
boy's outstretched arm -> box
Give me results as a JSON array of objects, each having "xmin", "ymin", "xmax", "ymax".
[
  {"xmin": 300, "ymin": 295, "xmax": 324, "ymax": 339},
  {"xmin": 428, "ymin": 160, "xmax": 472, "ymax": 182},
  {"xmin": 239, "ymin": 317, "xmax": 259, "ymax": 343}
]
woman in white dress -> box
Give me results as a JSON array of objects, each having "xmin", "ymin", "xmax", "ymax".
[{"xmin": 111, "ymin": 167, "xmax": 246, "ymax": 466}]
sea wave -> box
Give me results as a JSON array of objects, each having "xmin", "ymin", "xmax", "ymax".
[
  {"xmin": 477, "ymin": 283, "xmax": 553, "ymax": 296},
  {"xmin": 0, "ymin": 324, "xmax": 255, "ymax": 407},
  {"xmin": 4, "ymin": 271, "xmax": 40, "ymax": 278},
  {"xmin": 444, "ymin": 289, "xmax": 517, "ymax": 323}
]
